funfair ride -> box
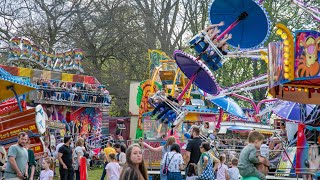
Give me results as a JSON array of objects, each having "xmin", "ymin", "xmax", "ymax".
[
  {"xmin": 176, "ymin": 0, "xmax": 319, "ymax": 178},
  {"xmin": 0, "ymin": 37, "xmax": 111, "ymax": 179}
]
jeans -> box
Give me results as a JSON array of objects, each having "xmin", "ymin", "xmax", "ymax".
[
  {"xmin": 59, "ymin": 167, "xmax": 74, "ymax": 180},
  {"xmin": 100, "ymin": 162, "xmax": 108, "ymax": 180},
  {"xmin": 152, "ymin": 102, "xmax": 166, "ymax": 115},
  {"xmin": 157, "ymin": 106, "xmax": 171, "ymax": 120},
  {"xmin": 75, "ymin": 170, "xmax": 80, "ymax": 180},
  {"xmin": 167, "ymin": 172, "xmax": 182, "ymax": 180},
  {"xmin": 160, "ymin": 164, "xmax": 167, "ymax": 180},
  {"xmin": 162, "ymin": 110, "xmax": 175, "ymax": 122}
]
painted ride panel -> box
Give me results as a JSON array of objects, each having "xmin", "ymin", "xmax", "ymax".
[
  {"xmin": 269, "ymin": 30, "xmax": 320, "ymax": 104},
  {"xmin": 0, "ymin": 106, "xmax": 46, "ymax": 156}
]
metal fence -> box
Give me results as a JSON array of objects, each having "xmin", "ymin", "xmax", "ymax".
[{"xmin": 128, "ymin": 139, "xmax": 320, "ymax": 179}]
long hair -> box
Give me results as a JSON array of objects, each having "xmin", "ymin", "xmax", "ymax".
[
  {"xmin": 44, "ymin": 157, "xmax": 54, "ymax": 171},
  {"xmin": 219, "ymin": 154, "xmax": 226, "ymax": 169},
  {"xmin": 76, "ymin": 138, "xmax": 84, "ymax": 147},
  {"xmin": 119, "ymin": 144, "xmax": 148, "ymax": 180},
  {"xmin": 164, "ymin": 136, "xmax": 175, "ymax": 151},
  {"xmin": 120, "ymin": 144, "xmax": 126, "ymax": 153}
]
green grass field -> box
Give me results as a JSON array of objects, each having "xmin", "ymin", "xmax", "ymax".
[{"xmin": 53, "ymin": 167, "xmax": 103, "ymax": 180}]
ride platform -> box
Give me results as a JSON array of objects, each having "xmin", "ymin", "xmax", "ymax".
[{"xmin": 33, "ymin": 98, "xmax": 110, "ymax": 108}]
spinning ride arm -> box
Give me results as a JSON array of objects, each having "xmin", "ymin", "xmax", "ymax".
[
  {"xmin": 256, "ymin": 99, "xmax": 279, "ymax": 117},
  {"xmin": 225, "ymin": 48, "xmax": 268, "ymax": 59},
  {"xmin": 256, "ymin": 98, "xmax": 277, "ymax": 111},
  {"xmin": 292, "ymin": 0, "xmax": 320, "ymax": 22},
  {"xmin": 229, "ymin": 93, "xmax": 258, "ymax": 114},
  {"xmin": 155, "ymin": 94, "xmax": 187, "ymax": 126},
  {"xmin": 208, "ymin": 74, "xmax": 268, "ymax": 99},
  {"xmin": 273, "ymin": 131, "xmax": 295, "ymax": 169},
  {"xmin": 202, "ymin": 32, "xmax": 228, "ymax": 64},
  {"xmin": 216, "ymin": 12, "xmax": 248, "ymax": 41}
]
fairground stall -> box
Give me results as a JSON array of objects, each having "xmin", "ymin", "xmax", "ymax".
[{"xmin": 0, "ymin": 37, "xmax": 111, "ymax": 178}]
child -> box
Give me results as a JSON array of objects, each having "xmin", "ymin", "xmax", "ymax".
[
  {"xmin": 238, "ymin": 131, "xmax": 266, "ymax": 180},
  {"xmin": 200, "ymin": 121, "xmax": 210, "ymax": 137},
  {"xmin": 260, "ymin": 141, "xmax": 270, "ymax": 159},
  {"xmin": 216, "ymin": 154, "xmax": 230, "ymax": 180},
  {"xmin": 105, "ymin": 153, "xmax": 121, "ymax": 180},
  {"xmin": 228, "ymin": 158, "xmax": 240, "ymax": 180},
  {"xmin": 186, "ymin": 163, "xmax": 197, "ymax": 180},
  {"xmin": 40, "ymin": 157, "xmax": 54, "ymax": 180}
]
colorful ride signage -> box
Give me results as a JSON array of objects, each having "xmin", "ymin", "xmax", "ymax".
[
  {"xmin": 35, "ymin": 105, "xmax": 47, "ymax": 134},
  {"xmin": 0, "ymin": 108, "xmax": 45, "ymax": 141},
  {"xmin": 268, "ymin": 29, "xmax": 320, "ymax": 104},
  {"xmin": 46, "ymin": 120, "xmax": 66, "ymax": 129}
]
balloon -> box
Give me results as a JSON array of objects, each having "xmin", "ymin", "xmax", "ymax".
[{"xmin": 184, "ymin": 133, "xmax": 191, "ymax": 139}]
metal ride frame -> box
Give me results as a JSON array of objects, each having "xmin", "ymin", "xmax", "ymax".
[
  {"xmin": 148, "ymin": 60, "xmax": 190, "ymax": 134},
  {"xmin": 292, "ymin": 0, "xmax": 320, "ymax": 22},
  {"xmin": 185, "ymin": 124, "xmax": 220, "ymax": 157},
  {"xmin": 154, "ymin": 93, "xmax": 187, "ymax": 134},
  {"xmin": 133, "ymin": 136, "xmax": 306, "ymax": 179}
]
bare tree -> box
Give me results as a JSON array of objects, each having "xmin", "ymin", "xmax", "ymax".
[
  {"xmin": 183, "ymin": 0, "xmax": 211, "ymax": 35},
  {"xmin": 70, "ymin": 0, "xmax": 147, "ymax": 115},
  {"xmin": 132, "ymin": 0, "xmax": 189, "ymax": 54}
]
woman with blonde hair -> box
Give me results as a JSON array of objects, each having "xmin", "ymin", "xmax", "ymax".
[
  {"xmin": 74, "ymin": 138, "xmax": 84, "ymax": 180},
  {"xmin": 40, "ymin": 157, "xmax": 54, "ymax": 180},
  {"xmin": 141, "ymin": 136, "xmax": 176, "ymax": 180},
  {"xmin": 119, "ymin": 144, "xmax": 148, "ymax": 180}
]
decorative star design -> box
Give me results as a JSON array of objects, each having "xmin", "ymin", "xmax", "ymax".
[
  {"xmin": 0, "ymin": 151, "xmax": 5, "ymax": 162},
  {"xmin": 39, "ymin": 119, "xmax": 44, "ymax": 129},
  {"xmin": 37, "ymin": 108, "xmax": 43, "ymax": 116}
]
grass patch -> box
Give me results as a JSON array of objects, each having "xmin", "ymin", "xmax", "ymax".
[{"xmin": 53, "ymin": 167, "xmax": 103, "ymax": 180}]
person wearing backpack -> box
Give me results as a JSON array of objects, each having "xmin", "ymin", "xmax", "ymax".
[
  {"xmin": 141, "ymin": 136, "xmax": 176, "ymax": 180},
  {"xmin": 161, "ymin": 143, "xmax": 184, "ymax": 180}
]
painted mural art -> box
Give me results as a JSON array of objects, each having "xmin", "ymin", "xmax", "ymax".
[
  {"xmin": 136, "ymin": 80, "xmax": 161, "ymax": 138},
  {"xmin": 275, "ymin": 147, "xmax": 297, "ymax": 177},
  {"xmin": 296, "ymin": 124, "xmax": 320, "ymax": 177},
  {"xmin": 268, "ymin": 42, "xmax": 285, "ymax": 87},
  {"xmin": 148, "ymin": 50, "xmax": 170, "ymax": 77},
  {"xmin": 295, "ymin": 30, "xmax": 320, "ymax": 78},
  {"xmin": 42, "ymin": 105, "xmax": 102, "ymax": 138}
]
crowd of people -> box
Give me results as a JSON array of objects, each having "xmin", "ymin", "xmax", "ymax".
[
  {"xmin": 34, "ymin": 78, "xmax": 111, "ymax": 104},
  {"xmin": 1, "ymin": 128, "xmax": 273, "ymax": 180},
  {"xmin": 140, "ymin": 127, "xmax": 270, "ymax": 180}
]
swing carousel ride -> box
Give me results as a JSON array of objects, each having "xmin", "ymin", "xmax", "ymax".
[{"xmin": 134, "ymin": 0, "xmax": 320, "ymax": 178}]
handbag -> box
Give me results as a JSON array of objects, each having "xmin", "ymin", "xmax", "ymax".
[
  {"xmin": 198, "ymin": 153, "xmax": 215, "ymax": 180},
  {"xmin": 162, "ymin": 153, "xmax": 177, "ymax": 175}
]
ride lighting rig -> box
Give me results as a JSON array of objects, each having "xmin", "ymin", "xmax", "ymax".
[{"xmin": 275, "ymin": 23, "xmax": 294, "ymax": 81}]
